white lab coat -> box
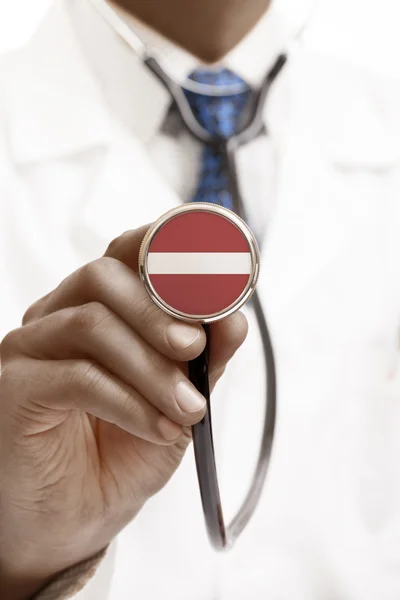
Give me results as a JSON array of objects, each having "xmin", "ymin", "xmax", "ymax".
[{"xmin": 1, "ymin": 1, "xmax": 400, "ymax": 599}]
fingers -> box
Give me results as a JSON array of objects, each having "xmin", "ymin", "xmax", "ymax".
[
  {"xmin": 22, "ymin": 225, "xmax": 148, "ymax": 323},
  {"xmin": 23, "ymin": 226, "xmax": 149, "ymax": 325},
  {"xmin": 18, "ymin": 225, "xmax": 249, "ymax": 423},
  {"xmin": 104, "ymin": 226, "xmax": 150, "ymax": 270},
  {"xmin": 7, "ymin": 304, "xmax": 207, "ymax": 427},
  {"xmin": 23, "ymin": 257, "xmax": 206, "ymax": 362},
  {"xmin": 2, "ymin": 357, "xmax": 183, "ymax": 445}
]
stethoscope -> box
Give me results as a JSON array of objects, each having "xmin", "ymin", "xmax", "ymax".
[{"xmin": 89, "ymin": 0, "xmax": 313, "ymax": 551}]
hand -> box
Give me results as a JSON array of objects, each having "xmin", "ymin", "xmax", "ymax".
[{"xmin": 0, "ymin": 226, "xmax": 248, "ymax": 599}]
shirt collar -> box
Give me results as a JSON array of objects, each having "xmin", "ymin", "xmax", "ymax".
[
  {"xmin": 70, "ymin": 0, "xmax": 314, "ymax": 144},
  {"xmin": 3, "ymin": 0, "xmax": 313, "ymax": 164}
]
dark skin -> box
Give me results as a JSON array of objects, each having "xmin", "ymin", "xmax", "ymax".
[{"xmin": 114, "ymin": 0, "xmax": 272, "ymax": 62}]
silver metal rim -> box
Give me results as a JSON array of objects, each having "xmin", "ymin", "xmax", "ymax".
[{"xmin": 139, "ymin": 203, "xmax": 260, "ymax": 324}]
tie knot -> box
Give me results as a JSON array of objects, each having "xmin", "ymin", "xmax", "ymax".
[{"xmin": 183, "ymin": 68, "xmax": 251, "ymax": 138}]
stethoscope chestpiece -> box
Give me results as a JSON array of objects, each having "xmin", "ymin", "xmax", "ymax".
[{"xmin": 139, "ymin": 203, "xmax": 260, "ymax": 324}]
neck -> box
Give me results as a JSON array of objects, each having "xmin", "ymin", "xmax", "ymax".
[{"xmin": 111, "ymin": 0, "xmax": 271, "ymax": 62}]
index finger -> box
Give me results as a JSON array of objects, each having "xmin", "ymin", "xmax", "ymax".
[
  {"xmin": 104, "ymin": 226, "xmax": 150, "ymax": 271},
  {"xmin": 24, "ymin": 227, "xmax": 207, "ymax": 361},
  {"xmin": 24, "ymin": 226, "xmax": 149, "ymax": 325}
]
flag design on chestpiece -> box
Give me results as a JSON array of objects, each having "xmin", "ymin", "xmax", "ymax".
[{"xmin": 147, "ymin": 211, "xmax": 252, "ymax": 317}]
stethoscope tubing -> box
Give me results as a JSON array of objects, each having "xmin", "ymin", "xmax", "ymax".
[{"xmin": 144, "ymin": 54, "xmax": 286, "ymax": 549}]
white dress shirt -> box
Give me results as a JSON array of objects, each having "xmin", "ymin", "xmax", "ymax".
[{"xmin": 2, "ymin": 1, "xmax": 400, "ymax": 599}]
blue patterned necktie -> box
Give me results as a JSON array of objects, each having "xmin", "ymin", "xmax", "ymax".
[{"xmin": 183, "ymin": 69, "xmax": 252, "ymax": 210}]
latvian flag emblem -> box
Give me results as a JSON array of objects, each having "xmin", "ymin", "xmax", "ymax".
[{"xmin": 140, "ymin": 204, "xmax": 259, "ymax": 322}]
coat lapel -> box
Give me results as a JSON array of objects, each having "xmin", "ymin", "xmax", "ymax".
[
  {"xmin": 70, "ymin": 133, "xmax": 183, "ymax": 259},
  {"xmin": 258, "ymin": 134, "xmax": 352, "ymax": 323},
  {"xmin": 258, "ymin": 49, "xmax": 399, "ymax": 324}
]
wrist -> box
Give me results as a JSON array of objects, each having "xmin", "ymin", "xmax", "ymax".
[
  {"xmin": 0, "ymin": 565, "xmax": 53, "ymax": 600},
  {"xmin": 0, "ymin": 541, "xmax": 62, "ymax": 600},
  {"xmin": 0, "ymin": 537, "xmax": 108, "ymax": 600}
]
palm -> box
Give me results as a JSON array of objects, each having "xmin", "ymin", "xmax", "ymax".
[
  {"xmin": 96, "ymin": 418, "xmax": 191, "ymax": 503},
  {"xmin": 40, "ymin": 408, "xmax": 191, "ymax": 525},
  {"xmin": 1, "ymin": 401, "xmax": 193, "ymax": 577}
]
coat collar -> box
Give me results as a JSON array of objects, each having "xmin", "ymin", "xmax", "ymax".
[{"xmin": 2, "ymin": 0, "xmax": 114, "ymax": 164}]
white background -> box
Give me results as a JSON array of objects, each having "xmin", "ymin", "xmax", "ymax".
[{"xmin": 0, "ymin": 0, "xmax": 52, "ymax": 53}]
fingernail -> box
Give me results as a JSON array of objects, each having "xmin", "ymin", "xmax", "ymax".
[
  {"xmin": 158, "ymin": 416, "xmax": 182, "ymax": 441},
  {"xmin": 175, "ymin": 381, "xmax": 206, "ymax": 413},
  {"xmin": 167, "ymin": 323, "xmax": 200, "ymax": 351}
]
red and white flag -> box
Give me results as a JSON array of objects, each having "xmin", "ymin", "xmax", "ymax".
[{"xmin": 147, "ymin": 211, "xmax": 252, "ymax": 316}]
